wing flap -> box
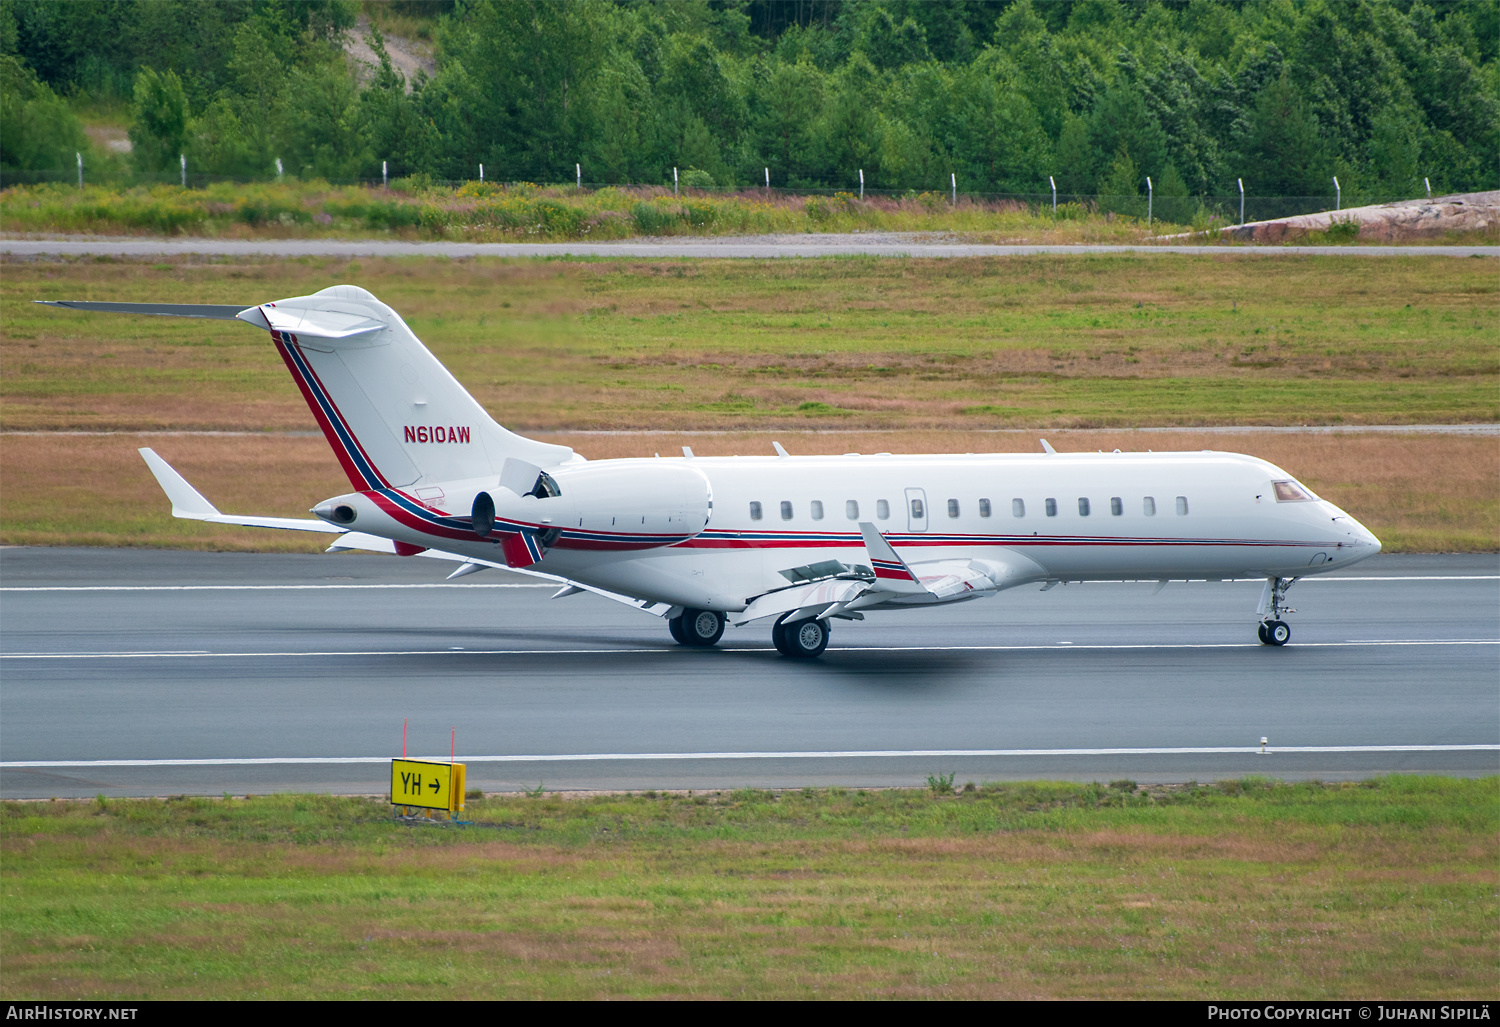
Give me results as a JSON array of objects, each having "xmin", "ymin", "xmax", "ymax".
[{"xmin": 732, "ymin": 578, "xmax": 868, "ymax": 626}]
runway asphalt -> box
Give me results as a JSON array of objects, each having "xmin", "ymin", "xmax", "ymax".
[
  {"xmin": 1, "ymin": 547, "xmax": 1495, "ymax": 798},
  {"xmin": 4, "ymin": 236, "xmax": 1497, "ymax": 260}
]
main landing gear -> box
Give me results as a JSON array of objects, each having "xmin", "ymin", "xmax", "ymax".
[
  {"xmin": 1257, "ymin": 576, "xmax": 1297, "ymax": 647},
  {"xmin": 669, "ymin": 608, "xmax": 725, "ymax": 648},
  {"xmin": 772, "ymin": 615, "xmax": 830, "ymax": 659}
]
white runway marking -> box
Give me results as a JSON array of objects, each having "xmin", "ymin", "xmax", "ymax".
[
  {"xmin": 3, "ymin": 639, "xmax": 1495, "ymax": 659},
  {"xmin": 2, "ymin": 575, "xmax": 1493, "ymax": 594},
  {"xmin": 4, "ymin": 744, "xmax": 1495, "ymax": 769}
]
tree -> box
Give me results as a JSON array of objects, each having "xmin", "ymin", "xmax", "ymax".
[
  {"xmin": 1097, "ymin": 146, "xmax": 1143, "ymax": 216},
  {"xmin": 851, "ymin": 5, "xmax": 931, "ymax": 71},
  {"xmin": 1055, "ymin": 113, "xmax": 1091, "ymax": 194},
  {"xmin": 128, "ymin": 67, "xmax": 189, "ymax": 174},
  {"xmin": 1239, "ymin": 73, "xmax": 1328, "ymax": 198},
  {"xmin": 0, "ymin": 53, "xmax": 87, "ymax": 172},
  {"xmin": 1087, "ymin": 79, "xmax": 1166, "ymax": 189},
  {"xmin": 1155, "ymin": 162, "xmax": 1192, "ymax": 224},
  {"xmin": 747, "ymin": 57, "xmax": 826, "ymax": 187}
]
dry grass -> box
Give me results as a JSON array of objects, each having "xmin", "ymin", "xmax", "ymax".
[{"xmin": 2, "ymin": 430, "xmax": 1494, "ymax": 552}]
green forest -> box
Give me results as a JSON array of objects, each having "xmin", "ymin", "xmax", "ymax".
[{"xmin": 2, "ymin": 0, "xmax": 1496, "ymax": 203}]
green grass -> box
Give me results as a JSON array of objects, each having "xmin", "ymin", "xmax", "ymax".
[
  {"xmin": 4, "ymin": 253, "xmax": 1495, "ymax": 432},
  {"xmin": 3, "ymin": 777, "xmax": 1495, "ymax": 999}
]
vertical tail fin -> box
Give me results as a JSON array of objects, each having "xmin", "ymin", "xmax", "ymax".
[{"xmin": 242, "ymin": 285, "xmax": 572, "ymax": 490}]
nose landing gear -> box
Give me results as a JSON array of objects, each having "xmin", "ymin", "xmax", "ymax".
[
  {"xmin": 1256, "ymin": 576, "xmax": 1298, "ymax": 646},
  {"xmin": 669, "ymin": 608, "xmax": 725, "ymax": 647}
]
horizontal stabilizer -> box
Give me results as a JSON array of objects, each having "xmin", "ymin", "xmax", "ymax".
[
  {"xmin": 37, "ymin": 300, "xmax": 253, "ymax": 320},
  {"xmin": 256, "ymin": 304, "xmax": 386, "ymax": 340}
]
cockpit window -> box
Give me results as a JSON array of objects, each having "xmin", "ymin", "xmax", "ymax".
[{"xmin": 1272, "ymin": 480, "xmax": 1316, "ymax": 502}]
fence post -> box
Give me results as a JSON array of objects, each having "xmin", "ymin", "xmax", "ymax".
[
  {"xmin": 673, "ymin": 167, "xmax": 678, "ymax": 196},
  {"xmin": 77, "ymin": 152, "xmax": 83, "ymax": 189},
  {"xmin": 858, "ymin": 168, "xmax": 863, "ymax": 200},
  {"xmin": 1146, "ymin": 176, "xmax": 1152, "ymax": 227},
  {"xmin": 382, "ymin": 160, "xmax": 388, "ymax": 189},
  {"xmin": 951, "ymin": 172, "xmax": 956, "ymax": 206},
  {"xmin": 479, "ymin": 163, "xmax": 483, "ymax": 183},
  {"xmin": 576, "ymin": 163, "xmax": 580, "ymax": 189},
  {"xmin": 1332, "ymin": 176, "xmax": 1339, "ymax": 212},
  {"xmin": 275, "ymin": 158, "xmax": 283, "ymax": 182},
  {"xmin": 180, "ymin": 154, "xmax": 186, "ymax": 188},
  {"xmin": 1424, "ymin": 176, "xmax": 1430, "ymax": 198},
  {"xmin": 764, "ymin": 167, "xmax": 769, "ymax": 193},
  {"xmin": 1049, "ymin": 175, "xmax": 1056, "ymax": 214},
  {"xmin": 1238, "ymin": 178, "xmax": 1245, "ymax": 225}
]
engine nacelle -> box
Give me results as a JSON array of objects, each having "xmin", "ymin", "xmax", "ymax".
[{"xmin": 473, "ymin": 459, "xmax": 712, "ymax": 552}]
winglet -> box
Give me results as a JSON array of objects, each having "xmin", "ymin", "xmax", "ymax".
[
  {"xmin": 856, "ymin": 522, "xmax": 926, "ymax": 594},
  {"xmin": 139, "ymin": 448, "xmax": 219, "ymax": 519}
]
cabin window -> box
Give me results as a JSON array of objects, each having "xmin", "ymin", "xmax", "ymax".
[
  {"xmin": 1272, "ymin": 480, "xmax": 1315, "ymax": 502},
  {"xmin": 780, "ymin": 500, "xmax": 794, "ymax": 521},
  {"xmin": 1176, "ymin": 496, "xmax": 1189, "ymax": 516},
  {"xmin": 846, "ymin": 500, "xmax": 859, "ymax": 519},
  {"xmin": 1012, "ymin": 499, "xmax": 1025, "ymax": 517},
  {"xmin": 979, "ymin": 498, "xmax": 991, "ymax": 518},
  {"xmin": 910, "ymin": 497, "xmax": 925, "ymax": 519},
  {"xmin": 1143, "ymin": 496, "xmax": 1156, "ymax": 516},
  {"xmin": 1045, "ymin": 498, "xmax": 1057, "ymax": 517},
  {"xmin": 947, "ymin": 499, "xmax": 960, "ymax": 518},
  {"xmin": 876, "ymin": 499, "xmax": 890, "ymax": 520},
  {"xmin": 810, "ymin": 500, "xmax": 824, "ymax": 520},
  {"xmin": 1078, "ymin": 498, "xmax": 1091, "ymax": 516},
  {"xmin": 749, "ymin": 501, "xmax": 763, "ymax": 521},
  {"xmin": 1110, "ymin": 497, "xmax": 1123, "ymax": 516}
]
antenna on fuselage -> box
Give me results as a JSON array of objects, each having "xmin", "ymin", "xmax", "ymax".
[
  {"xmin": 772, "ymin": 441, "xmax": 790, "ymax": 457},
  {"xmin": 1039, "ymin": 439, "xmax": 1057, "ymax": 454}
]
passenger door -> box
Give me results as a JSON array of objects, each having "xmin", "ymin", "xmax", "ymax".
[{"xmin": 905, "ymin": 487, "xmax": 928, "ymax": 533}]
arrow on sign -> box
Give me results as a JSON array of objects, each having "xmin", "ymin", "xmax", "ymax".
[{"xmin": 430, "ymin": 778, "xmax": 442, "ymax": 793}]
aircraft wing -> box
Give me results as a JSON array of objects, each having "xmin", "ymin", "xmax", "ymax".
[
  {"xmin": 326, "ymin": 531, "xmax": 676, "ymax": 616},
  {"xmin": 909, "ymin": 559, "xmax": 1004, "ymax": 598},
  {"xmin": 139, "ymin": 448, "xmax": 340, "ymax": 533}
]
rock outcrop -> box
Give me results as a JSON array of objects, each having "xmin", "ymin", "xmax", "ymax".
[{"xmin": 1214, "ymin": 192, "xmax": 1499, "ymax": 243}]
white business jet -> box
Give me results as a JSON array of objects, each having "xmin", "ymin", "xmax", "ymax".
[{"xmin": 42, "ymin": 286, "xmax": 1381, "ymax": 657}]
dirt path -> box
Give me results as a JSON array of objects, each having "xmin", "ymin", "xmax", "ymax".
[{"xmin": 343, "ymin": 16, "xmax": 435, "ymax": 92}]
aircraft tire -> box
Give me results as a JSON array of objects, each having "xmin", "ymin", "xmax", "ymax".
[
  {"xmin": 680, "ymin": 609, "xmax": 725, "ymax": 647},
  {"xmin": 771, "ymin": 618, "xmax": 791, "ymax": 655},
  {"xmin": 781, "ymin": 617, "xmax": 830, "ymax": 658},
  {"xmin": 1266, "ymin": 620, "xmax": 1291, "ymax": 646},
  {"xmin": 1257, "ymin": 622, "xmax": 1270, "ymax": 644},
  {"xmin": 668, "ymin": 614, "xmax": 688, "ymax": 645}
]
